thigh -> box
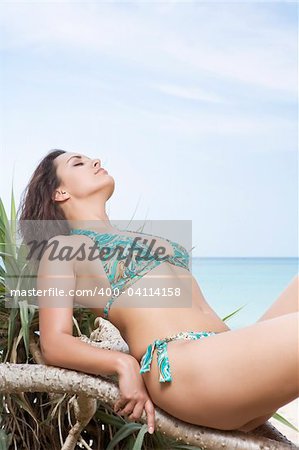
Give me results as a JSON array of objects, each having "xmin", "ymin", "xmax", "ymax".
[
  {"xmin": 256, "ymin": 275, "xmax": 299, "ymax": 322},
  {"xmin": 142, "ymin": 312, "xmax": 299, "ymax": 430}
]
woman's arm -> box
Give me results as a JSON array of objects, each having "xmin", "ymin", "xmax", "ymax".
[
  {"xmin": 37, "ymin": 235, "xmax": 155, "ymax": 433},
  {"xmin": 40, "ymin": 326, "xmax": 134, "ymax": 377},
  {"xmin": 37, "ymin": 235, "xmax": 133, "ymax": 377}
]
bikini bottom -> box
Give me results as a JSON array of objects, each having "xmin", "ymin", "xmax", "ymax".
[{"xmin": 139, "ymin": 330, "xmax": 219, "ymax": 383}]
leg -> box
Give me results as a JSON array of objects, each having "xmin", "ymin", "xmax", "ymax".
[
  {"xmin": 257, "ymin": 275, "xmax": 299, "ymax": 322},
  {"xmin": 142, "ymin": 312, "xmax": 299, "ymax": 431},
  {"xmin": 238, "ymin": 275, "xmax": 299, "ymax": 432},
  {"xmin": 237, "ymin": 411, "xmax": 275, "ymax": 433}
]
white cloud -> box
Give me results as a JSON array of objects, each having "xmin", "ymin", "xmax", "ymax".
[
  {"xmin": 0, "ymin": 2, "xmax": 296, "ymax": 95},
  {"xmin": 97, "ymin": 97, "xmax": 296, "ymax": 141},
  {"xmin": 162, "ymin": 36, "xmax": 296, "ymax": 95},
  {"xmin": 150, "ymin": 83, "xmax": 225, "ymax": 103}
]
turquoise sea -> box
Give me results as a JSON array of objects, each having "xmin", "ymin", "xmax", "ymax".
[{"xmin": 191, "ymin": 257, "xmax": 298, "ymax": 330}]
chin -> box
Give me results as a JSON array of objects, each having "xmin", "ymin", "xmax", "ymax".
[
  {"xmin": 106, "ymin": 176, "xmax": 115, "ymax": 198},
  {"xmin": 106, "ymin": 174, "xmax": 115, "ymax": 186}
]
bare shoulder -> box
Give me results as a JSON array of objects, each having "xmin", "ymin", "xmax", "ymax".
[
  {"xmin": 37, "ymin": 234, "xmax": 79, "ymax": 274},
  {"xmin": 38, "ymin": 233, "xmax": 100, "ymax": 273},
  {"xmin": 42, "ymin": 233, "xmax": 91, "ymax": 255}
]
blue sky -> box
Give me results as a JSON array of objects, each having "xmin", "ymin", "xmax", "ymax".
[{"xmin": 0, "ymin": 1, "xmax": 297, "ymax": 257}]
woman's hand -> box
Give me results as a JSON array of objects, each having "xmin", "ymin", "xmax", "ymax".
[{"xmin": 114, "ymin": 355, "xmax": 155, "ymax": 434}]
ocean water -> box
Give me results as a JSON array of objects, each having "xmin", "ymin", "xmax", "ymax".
[{"xmin": 191, "ymin": 257, "xmax": 298, "ymax": 330}]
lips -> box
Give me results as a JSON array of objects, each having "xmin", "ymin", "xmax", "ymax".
[{"xmin": 95, "ymin": 168, "xmax": 108, "ymax": 175}]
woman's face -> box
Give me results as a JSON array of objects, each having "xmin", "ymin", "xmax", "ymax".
[{"xmin": 53, "ymin": 151, "xmax": 115, "ymax": 201}]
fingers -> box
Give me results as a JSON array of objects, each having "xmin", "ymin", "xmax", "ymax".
[
  {"xmin": 113, "ymin": 397, "xmax": 129, "ymax": 413},
  {"xmin": 128, "ymin": 401, "xmax": 144, "ymax": 421},
  {"xmin": 144, "ymin": 399, "xmax": 155, "ymax": 434},
  {"xmin": 117, "ymin": 401, "xmax": 135, "ymax": 416},
  {"xmin": 114, "ymin": 397, "xmax": 156, "ymax": 434}
]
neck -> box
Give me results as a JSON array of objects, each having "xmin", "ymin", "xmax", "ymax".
[
  {"xmin": 69, "ymin": 220, "xmax": 117, "ymax": 234},
  {"xmin": 64, "ymin": 197, "xmax": 117, "ymax": 234}
]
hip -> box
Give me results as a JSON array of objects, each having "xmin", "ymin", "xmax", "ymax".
[{"xmin": 125, "ymin": 307, "xmax": 231, "ymax": 362}]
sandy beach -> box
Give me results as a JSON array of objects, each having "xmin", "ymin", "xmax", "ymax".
[{"xmin": 268, "ymin": 398, "xmax": 299, "ymax": 446}]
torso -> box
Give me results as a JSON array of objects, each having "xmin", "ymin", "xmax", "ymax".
[{"xmin": 69, "ymin": 231, "xmax": 230, "ymax": 362}]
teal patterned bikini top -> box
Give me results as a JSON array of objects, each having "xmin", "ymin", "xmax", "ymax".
[{"xmin": 69, "ymin": 227, "xmax": 190, "ymax": 320}]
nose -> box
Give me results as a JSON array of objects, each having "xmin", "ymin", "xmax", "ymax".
[{"xmin": 93, "ymin": 158, "xmax": 101, "ymax": 169}]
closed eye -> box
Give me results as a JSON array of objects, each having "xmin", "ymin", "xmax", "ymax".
[{"xmin": 74, "ymin": 162, "xmax": 84, "ymax": 166}]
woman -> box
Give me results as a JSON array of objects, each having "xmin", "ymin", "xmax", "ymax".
[{"xmin": 18, "ymin": 149, "xmax": 299, "ymax": 436}]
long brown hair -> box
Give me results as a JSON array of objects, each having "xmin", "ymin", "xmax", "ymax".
[{"xmin": 17, "ymin": 149, "xmax": 70, "ymax": 257}]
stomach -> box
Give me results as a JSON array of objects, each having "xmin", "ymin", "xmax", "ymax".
[{"xmin": 85, "ymin": 261, "xmax": 231, "ymax": 363}]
